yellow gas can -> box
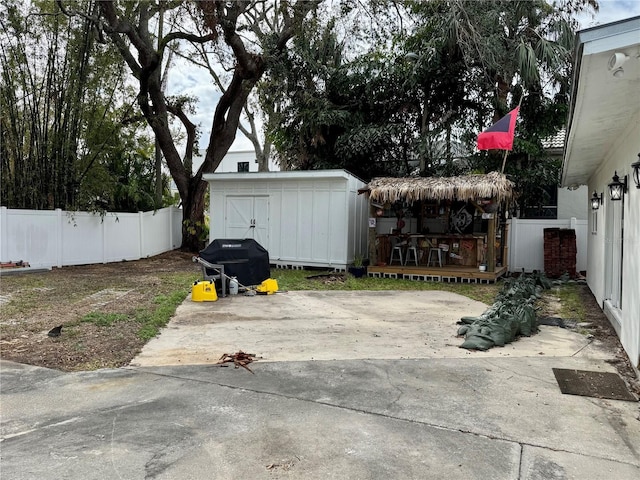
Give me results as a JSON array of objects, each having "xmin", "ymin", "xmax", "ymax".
[
  {"xmin": 191, "ymin": 280, "xmax": 218, "ymax": 302},
  {"xmin": 256, "ymin": 278, "xmax": 278, "ymax": 295}
]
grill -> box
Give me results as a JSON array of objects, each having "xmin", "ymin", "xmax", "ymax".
[{"xmin": 198, "ymin": 239, "xmax": 270, "ymax": 287}]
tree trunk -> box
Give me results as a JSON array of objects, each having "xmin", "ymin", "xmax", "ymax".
[
  {"xmin": 155, "ymin": 140, "xmax": 163, "ymax": 208},
  {"xmin": 180, "ymin": 178, "xmax": 208, "ymax": 253},
  {"xmin": 93, "ymin": 0, "xmax": 317, "ymax": 250},
  {"xmin": 256, "ymin": 141, "xmax": 272, "ymax": 172},
  {"xmin": 155, "ymin": 7, "xmax": 165, "ymax": 209},
  {"xmin": 495, "ymin": 74, "xmax": 512, "ymax": 119}
]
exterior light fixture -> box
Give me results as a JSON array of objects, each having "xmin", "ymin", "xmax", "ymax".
[
  {"xmin": 632, "ymin": 153, "xmax": 640, "ymax": 189},
  {"xmin": 608, "ymin": 171, "xmax": 627, "ymax": 201},
  {"xmin": 608, "ymin": 52, "xmax": 629, "ymax": 69},
  {"xmin": 608, "ymin": 52, "xmax": 629, "ymax": 78},
  {"xmin": 591, "ymin": 191, "xmax": 603, "ymax": 210},
  {"xmin": 607, "ymin": 52, "xmax": 629, "ymax": 71}
]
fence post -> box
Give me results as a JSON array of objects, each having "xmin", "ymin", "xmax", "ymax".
[
  {"xmin": 56, "ymin": 209, "xmax": 63, "ymax": 267},
  {"xmin": 570, "ymin": 216, "xmax": 577, "ymax": 231},
  {"xmin": 0, "ymin": 206, "xmax": 7, "ymax": 262},
  {"xmin": 139, "ymin": 211, "xmax": 144, "ymax": 258},
  {"xmin": 102, "ymin": 214, "xmax": 107, "ymax": 264},
  {"xmin": 168, "ymin": 207, "xmax": 173, "ymax": 250},
  {"xmin": 509, "ymin": 217, "xmax": 518, "ymax": 273}
]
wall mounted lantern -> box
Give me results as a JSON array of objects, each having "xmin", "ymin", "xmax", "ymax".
[
  {"xmin": 591, "ymin": 191, "xmax": 603, "ymax": 210},
  {"xmin": 608, "ymin": 171, "xmax": 627, "ymax": 201},
  {"xmin": 631, "ymin": 153, "xmax": 640, "ymax": 189}
]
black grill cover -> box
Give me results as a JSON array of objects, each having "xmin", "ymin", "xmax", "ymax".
[{"xmin": 199, "ymin": 239, "xmax": 270, "ymax": 287}]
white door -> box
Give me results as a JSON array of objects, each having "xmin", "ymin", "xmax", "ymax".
[
  {"xmin": 225, "ymin": 196, "xmax": 269, "ymax": 246},
  {"xmin": 252, "ymin": 197, "xmax": 269, "ymax": 247}
]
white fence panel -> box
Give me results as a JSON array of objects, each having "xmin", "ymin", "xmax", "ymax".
[
  {"xmin": 61, "ymin": 211, "xmax": 104, "ymax": 265},
  {"xmin": 575, "ymin": 219, "xmax": 587, "ymax": 274},
  {"xmin": 171, "ymin": 208, "xmax": 182, "ymax": 251},
  {"xmin": 142, "ymin": 208, "xmax": 179, "ymax": 257},
  {"xmin": 0, "ymin": 206, "xmax": 182, "ymax": 269},
  {"xmin": 104, "ymin": 212, "xmax": 142, "ymax": 263},
  {"xmin": 1, "ymin": 209, "xmax": 61, "ymax": 268},
  {"xmin": 508, "ymin": 217, "xmax": 587, "ymax": 274}
]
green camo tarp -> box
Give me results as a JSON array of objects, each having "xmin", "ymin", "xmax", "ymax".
[{"xmin": 458, "ymin": 274, "xmax": 548, "ymax": 351}]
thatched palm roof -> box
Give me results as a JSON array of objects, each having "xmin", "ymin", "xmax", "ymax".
[{"xmin": 362, "ymin": 171, "xmax": 516, "ymax": 204}]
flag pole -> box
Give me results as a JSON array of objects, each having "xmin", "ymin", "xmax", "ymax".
[
  {"xmin": 500, "ymin": 95, "xmax": 524, "ymax": 174},
  {"xmin": 500, "ymin": 150, "xmax": 508, "ymax": 174}
]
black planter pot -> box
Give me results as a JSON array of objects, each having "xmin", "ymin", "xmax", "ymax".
[{"xmin": 348, "ymin": 266, "xmax": 367, "ymax": 278}]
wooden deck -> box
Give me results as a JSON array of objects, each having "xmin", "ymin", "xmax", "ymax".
[{"xmin": 366, "ymin": 264, "xmax": 508, "ymax": 283}]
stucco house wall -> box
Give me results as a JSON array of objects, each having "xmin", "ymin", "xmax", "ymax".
[
  {"xmin": 561, "ymin": 16, "xmax": 640, "ymax": 369},
  {"xmin": 587, "ymin": 116, "xmax": 639, "ymax": 360}
]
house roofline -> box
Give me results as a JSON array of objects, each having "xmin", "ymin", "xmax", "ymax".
[{"xmin": 562, "ymin": 15, "xmax": 640, "ymax": 186}]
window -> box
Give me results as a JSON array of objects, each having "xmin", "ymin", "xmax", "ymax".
[{"xmin": 237, "ymin": 161, "xmax": 249, "ymax": 172}]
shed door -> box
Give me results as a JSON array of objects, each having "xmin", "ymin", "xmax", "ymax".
[{"xmin": 225, "ymin": 196, "xmax": 269, "ymax": 247}]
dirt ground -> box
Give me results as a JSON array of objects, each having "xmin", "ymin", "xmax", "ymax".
[
  {"xmin": 0, "ymin": 250, "xmax": 199, "ymax": 371},
  {"xmin": 0, "ymin": 251, "xmax": 638, "ymax": 395}
]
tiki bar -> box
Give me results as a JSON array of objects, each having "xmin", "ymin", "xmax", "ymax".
[{"xmin": 359, "ymin": 171, "xmax": 516, "ymax": 283}]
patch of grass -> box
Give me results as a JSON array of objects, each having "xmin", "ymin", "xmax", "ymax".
[
  {"xmin": 554, "ymin": 283, "xmax": 587, "ymax": 322},
  {"xmin": 81, "ymin": 312, "xmax": 129, "ymax": 327},
  {"xmin": 271, "ymin": 269, "xmax": 500, "ymax": 305},
  {"xmin": 158, "ymin": 272, "xmax": 201, "ymax": 290},
  {"xmin": 0, "ymin": 275, "xmax": 48, "ymax": 290},
  {"xmin": 0, "ymin": 288, "xmax": 46, "ymax": 317},
  {"xmin": 136, "ymin": 289, "xmax": 190, "ymax": 341}
]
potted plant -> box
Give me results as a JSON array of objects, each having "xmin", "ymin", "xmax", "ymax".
[{"xmin": 348, "ymin": 254, "xmax": 367, "ymax": 278}]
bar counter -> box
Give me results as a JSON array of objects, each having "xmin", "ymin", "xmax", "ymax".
[{"xmin": 376, "ymin": 233, "xmax": 485, "ymax": 267}]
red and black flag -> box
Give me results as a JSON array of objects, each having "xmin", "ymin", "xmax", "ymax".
[{"xmin": 477, "ymin": 107, "xmax": 519, "ymax": 151}]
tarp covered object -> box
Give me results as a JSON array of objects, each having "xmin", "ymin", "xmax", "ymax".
[
  {"xmin": 457, "ymin": 273, "xmax": 551, "ymax": 351},
  {"xmin": 199, "ymin": 239, "xmax": 270, "ymax": 287}
]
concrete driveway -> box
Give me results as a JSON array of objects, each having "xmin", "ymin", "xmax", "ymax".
[
  {"xmin": 2, "ymin": 290, "xmax": 639, "ymax": 479},
  {"xmin": 131, "ymin": 290, "xmax": 596, "ymax": 365}
]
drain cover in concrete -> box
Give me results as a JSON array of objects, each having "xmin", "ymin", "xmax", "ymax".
[{"xmin": 552, "ymin": 368, "xmax": 637, "ymax": 402}]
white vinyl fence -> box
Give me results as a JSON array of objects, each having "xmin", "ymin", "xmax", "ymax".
[
  {"xmin": 0, "ymin": 206, "xmax": 183, "ymax": 269},
  {"xmin": 508, "ymin": 217, "xmax": 587, "ymax": 274},
  {"xmin": 1, "ymin": 206, "xmax": 587, "ymax": 275}
]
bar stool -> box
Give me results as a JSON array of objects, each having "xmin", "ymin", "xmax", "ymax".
[
  {"xmin": 426, "ymin": 240, "xmax": 443, "ymax": 267},
  {"xmin": 389, "ymin": 237, "xmax": 405, "ymax": 265},
  {"xmin": 427, "ymin": 248, "xmax": 442, "ymax": 267},
  {"xmin": 405, "ymin": 237, "xmax": 419, "ymax": 266}
]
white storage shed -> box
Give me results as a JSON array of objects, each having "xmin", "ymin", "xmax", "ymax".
[{"xmin": 203, "ymin": 170, "xmax": 369, "ymax": 269}]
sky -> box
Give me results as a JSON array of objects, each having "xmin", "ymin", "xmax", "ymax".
[
  {"xmin": 167, "ymin": 0, "xmax": 640, "ymax": 156},
  {"xmin": 575, "ymin": 0, "xmax": 640, "ymax": 27}
]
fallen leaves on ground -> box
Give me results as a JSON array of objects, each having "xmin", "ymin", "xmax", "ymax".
[{"xmin": 217, "ymin": 350, "xmax": 256, "ymax": 373}]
